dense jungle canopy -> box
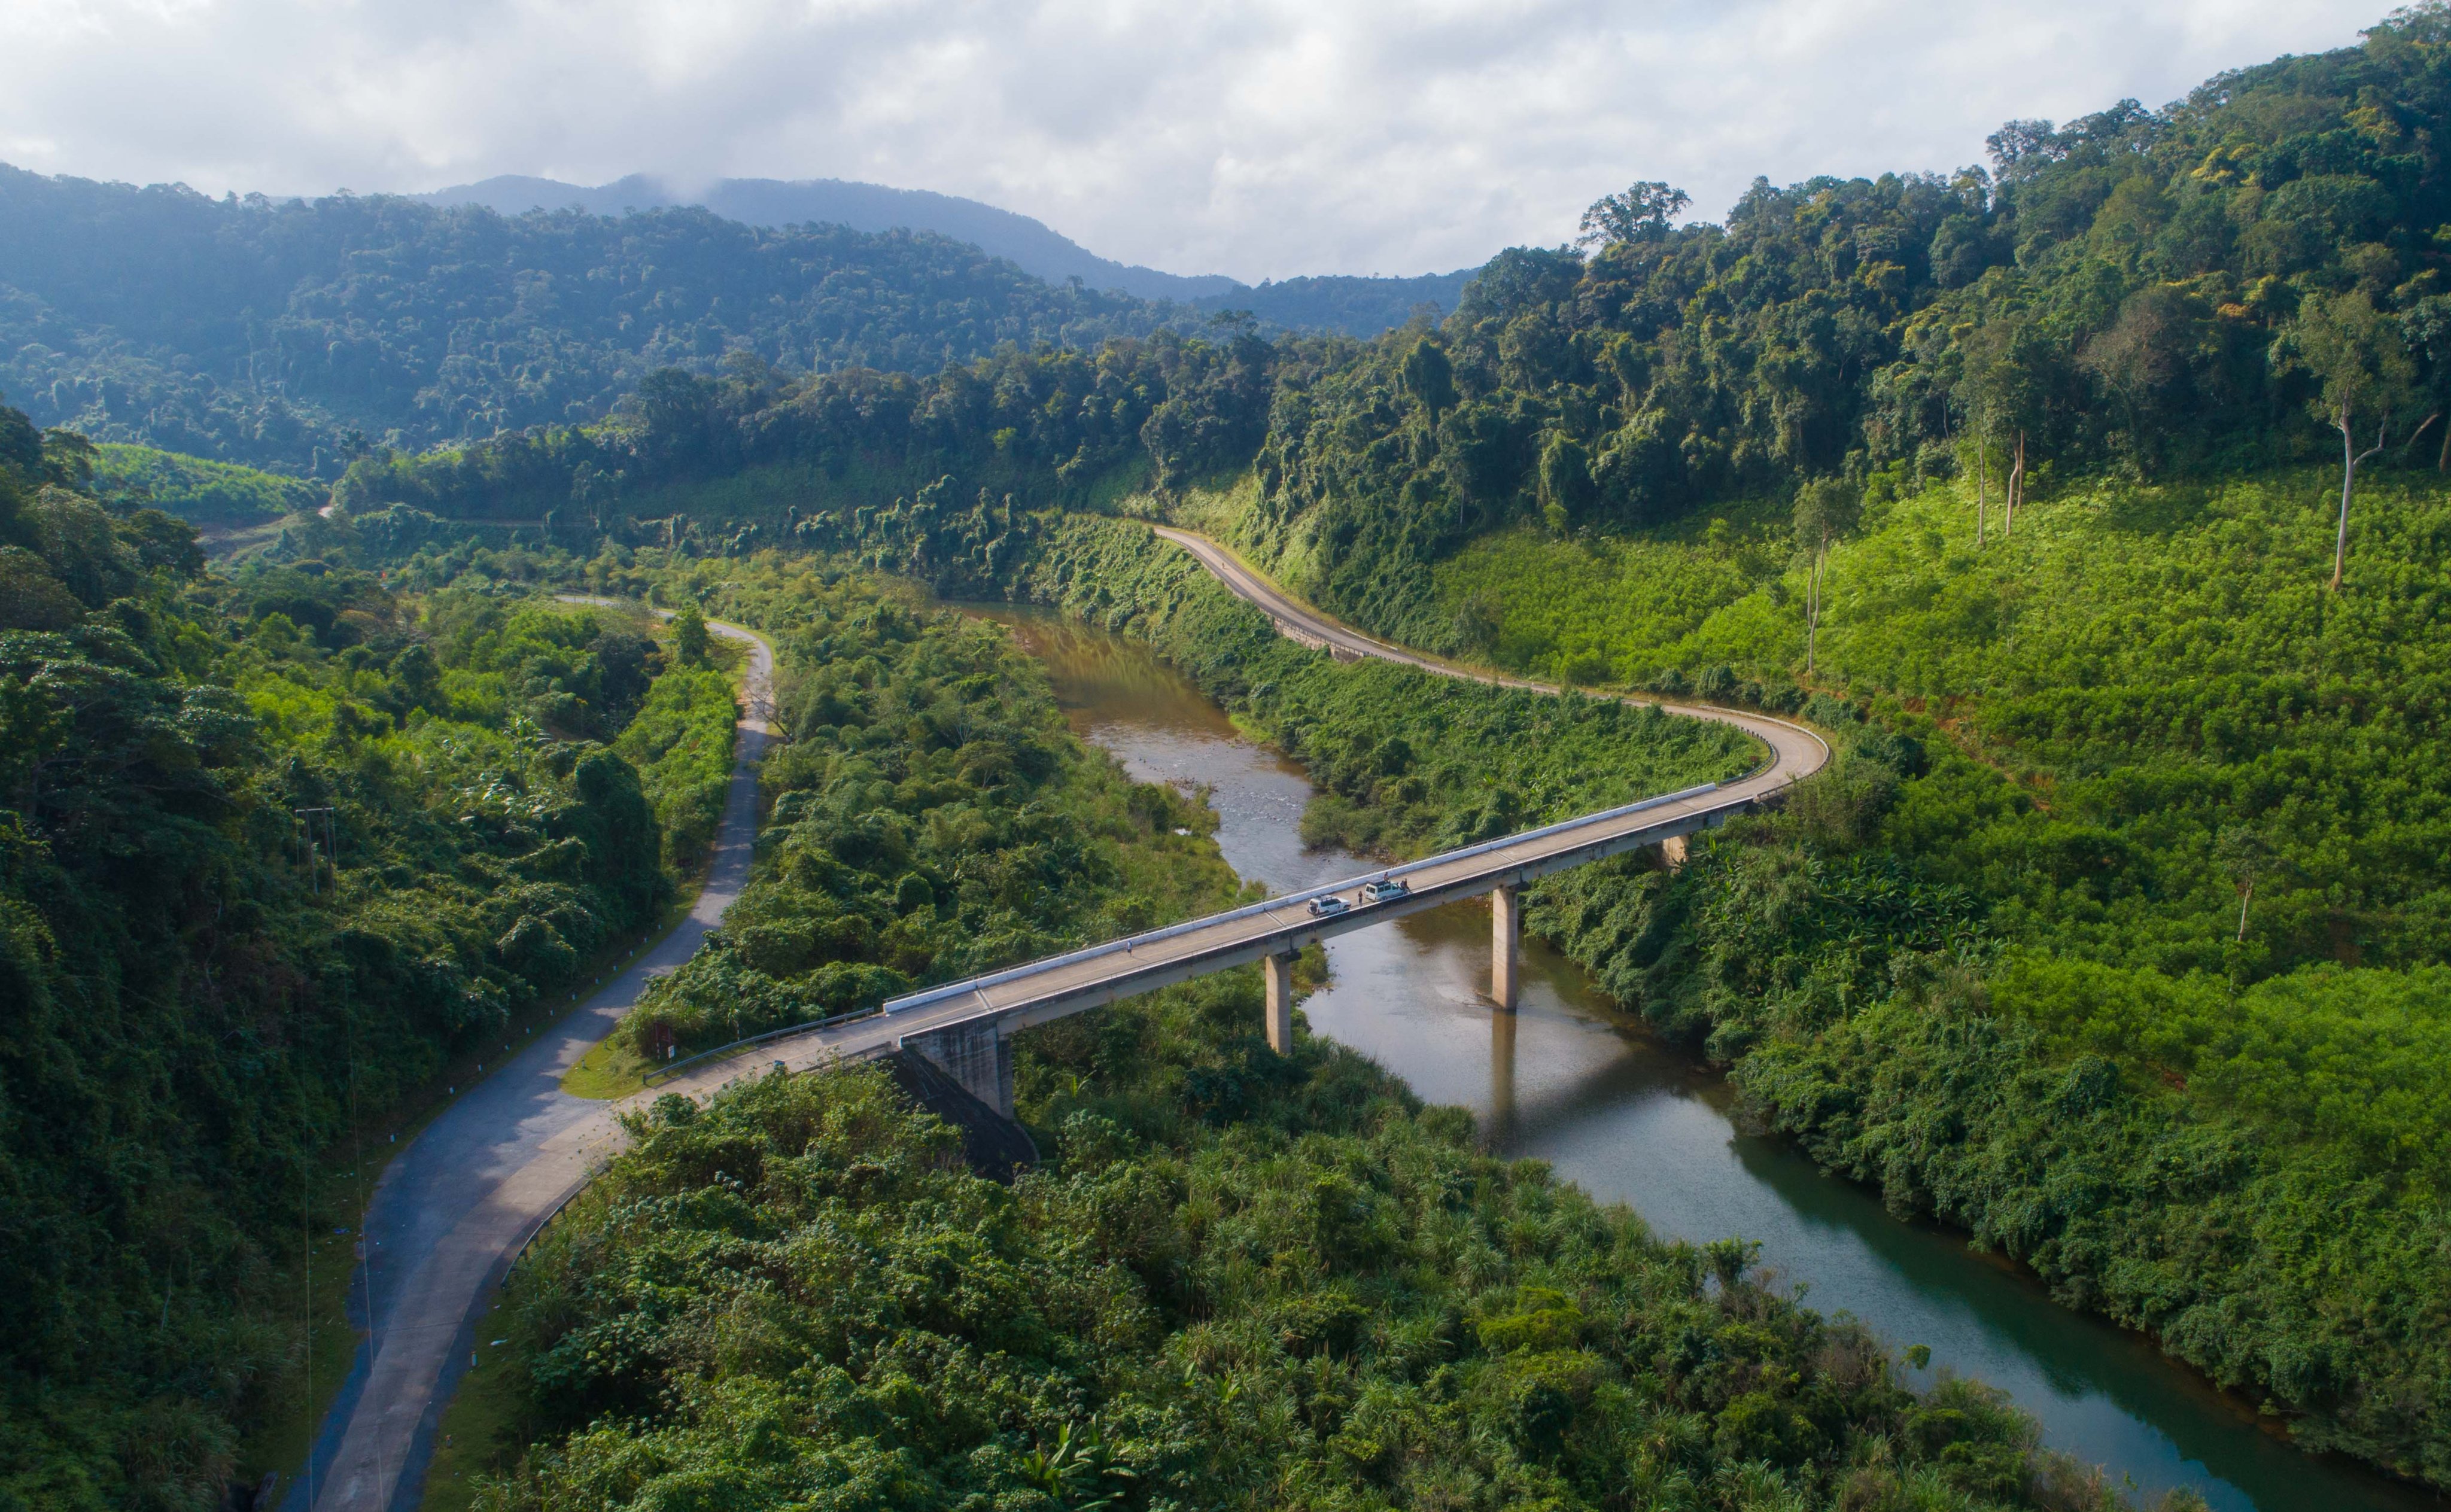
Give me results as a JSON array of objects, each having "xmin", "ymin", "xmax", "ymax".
[
  {"xmin": 0, "ymin": 396, "xmax": 748, "ymax": 1507},
  {"xmin": 0, "ymin": 166, "xmax": 1179, "ymax": 474},
  {"xmin": 16, "ymin": 7, "xmax": 2451, "ymax": 1510}
]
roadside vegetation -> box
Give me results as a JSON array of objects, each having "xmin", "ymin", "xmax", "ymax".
[
  {"xmin": 0, "ymin": 395, "xmax": 738, "ymax": 1508},
  {"xmin": 602, "ymin": 553, "xmax": 1237, "ymax": 1061},
  {"xmin": 1013, "ymin": 515, "xmax": 1762, "ymax": 855}
]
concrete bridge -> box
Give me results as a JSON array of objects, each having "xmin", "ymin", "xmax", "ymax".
[{"xmin": 668, "ymin": 528, "xmax": 1830, "ymax": 1118}]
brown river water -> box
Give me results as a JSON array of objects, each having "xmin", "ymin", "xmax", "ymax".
[{"xmin": 968, "ymin": 604, "xmax": 2438, "ymax": 1512}]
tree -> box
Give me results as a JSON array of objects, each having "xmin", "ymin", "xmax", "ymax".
[
  {"xmin": 2218, "ymin": 825, "xmax": 2277, "ymax": 944},
  {"xmin": 1398, "ymin": 337, "xmax": 1456, "ymax": 425},
  {"xmin": 670, "ymin": 600, "xmax": 710, "ymax": 665},
  {"xmin": 2285, "ymin": 291, "xmax": 2418, "ymax": 590},
  {"xmin": 1793, "ymin": 476, "xmax": 1860, "ymax": 676},
  {"xmin": 2398, "ymin": 294, "xmax": 2451, "ymax": 471},
  {"xmin": 1537, "ymin": 431, "xmax": 1597, "ymax": 533},
  {"xmin": 1957, "ymin": 317, "xmax": 2057, "ymax": 539},
  {"xmin": 1577, "ymin": 182, "xmax": 1692, "ymax": 250}
]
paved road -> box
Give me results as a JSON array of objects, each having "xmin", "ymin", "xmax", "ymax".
[
  {"xmin": 296, "ymin": 612, "xmax": 774, "ymax": 1512},
  {"xmin": 1150, "ymin": 525, "xmax": 1825, "ymax": 760}
]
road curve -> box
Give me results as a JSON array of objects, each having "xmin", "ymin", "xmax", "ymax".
[
  {"xmin": 294, "ymin": 608, "xmax": 774, "ymax": 1512},
  {"xmin": 1148, "ymin": 525, "xmax": 1830, "ymax": 789}
]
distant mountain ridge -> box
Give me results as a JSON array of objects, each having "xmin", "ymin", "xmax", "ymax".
[
  {"xmin": 416, "ymin": 172, "xmax": 1476, "ymax": 333},
  {"xmin": 0, "ymin": 160, "xmax": 1484, "ymax": 477},
  {"xmin": 416, "ymin": 172, "xmax": 1236, "ymax": 302},
  {"xmin": 0, "ymin": 162, "xmax": 1174, "ymax": 473}
]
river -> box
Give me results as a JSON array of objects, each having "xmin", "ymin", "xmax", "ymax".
[{"xmin": 971, "ymin": 604, "xmax": 2437, "ymax": 1512}]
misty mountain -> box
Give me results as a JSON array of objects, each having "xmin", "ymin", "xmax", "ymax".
[
  {"xmin": 0, "ymin": 163, "xmax": 1173, "ymax": 473},
  {"xmin": 418, "ymin": 172, "xmax": 1476, "ymax": 334},
  {"xmin": 418, "ymin": 172, "xmax": 1237, "ymax": 302}
]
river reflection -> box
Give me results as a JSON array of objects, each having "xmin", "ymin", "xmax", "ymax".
[{"xmin": 971, "ymin": 605, "xmax": 2437, "ymax": 1512}]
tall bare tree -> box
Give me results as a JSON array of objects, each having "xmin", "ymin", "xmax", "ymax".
[
  {"xmin": 2284, "ymin": 291, "xmax": 2418, "ymax": 591},
  {"xmin": 1793, "ymin": 476, "xmax": 1861, "ymax": 676},
  {"xmin": 1957, "ymin": 317, "xmax": 2055, "ymax": 543}
]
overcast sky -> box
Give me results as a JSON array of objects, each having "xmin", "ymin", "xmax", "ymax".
[{"xmin": 0, "ymin": 1, "xmax": 2391, "ymax": 283}]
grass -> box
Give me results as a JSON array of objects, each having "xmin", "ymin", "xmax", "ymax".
[
  {"xmin": 419, "ymin": 1304, "xmax": 539, "ymax": 1512},
  {"xmin": 197, "ymin": 515, "xmax": 292, "ymax": 562},
  {"xmin": 94, "ymin": 441, "xmax": 325, "ymax": 523},
  {"xmin": 558, "ymin": 1034, "xmax": 658, "ymax": 1100}
]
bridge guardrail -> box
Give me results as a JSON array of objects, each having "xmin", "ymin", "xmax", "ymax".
[
  {"xmin": 875, "ymin": 780, "xmax": 1725, "ymax": 1020},
  {"xmin": 630, "ymin": 778, "xmax": 1750, "ymax": 1082},
  {"xmin": 640, "ymin": 1003, "xmax": 878, "ymax": 1087}
]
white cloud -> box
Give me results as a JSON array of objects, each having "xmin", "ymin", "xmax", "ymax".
[{"xmin": 0, "ymin": 0, "xmax": 2385, "ymax": 281}]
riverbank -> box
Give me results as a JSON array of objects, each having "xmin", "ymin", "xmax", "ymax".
[{"xmin": 1029, "ymin": 602, "xmax": 2441, "ymax": 1511}]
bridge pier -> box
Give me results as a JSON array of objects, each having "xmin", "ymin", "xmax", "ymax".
[
  {"xmin": 1661, "ymin": 833, "xmax": 1689, "ymax": 869},
  {"xmin": 1491, "ymin": 884, "xmax": 1521, "ymax": 1009},
  {"xmin": 1264, "ymin": 952, "xmax": 1296, "ymax": 1053},
  {"xmin": 903, "ymin": 1019, "xmax": 1015, "ymax": 1119}
]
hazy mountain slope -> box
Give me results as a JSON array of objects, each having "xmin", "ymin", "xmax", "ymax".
[
  {"xmin": 0, "ymin": 164, "xmax": 1171, "ymax": 473},
  {"xmin": 419, "ymin": 171, "xmax": 1479, "ymax": 332},
  {"xmin": 1202, "ymin": 267, "xmax": 1478, "ymax": 333},
  {"xmin": 419, "ymin": 171, "xmax": 1239, "ymax": 302}
]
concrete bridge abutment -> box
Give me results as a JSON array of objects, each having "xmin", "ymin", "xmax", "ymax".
[{"xmin": 902, "ymin": 1018, "xmax": 1015, "ymax": 1119}]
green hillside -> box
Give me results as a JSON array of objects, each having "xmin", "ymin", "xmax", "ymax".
[
  {"xmin": 90, "ymin": 443, "xmax": 326, "ymax": 522},
  {"xmin": 1228, "ymin": 463, "xmax": 2451, "ymax": 1482},
  {"xmin": 17, "ymin": 4, "xmax": 2451, "ymax": 1506},
  {"xmin": 0, "ymin": 166, "xmax": 1175, "ymax": 474},
  {"xmin": 0, "ymin": 396, "xmax": 746, "ymax": 1507}
]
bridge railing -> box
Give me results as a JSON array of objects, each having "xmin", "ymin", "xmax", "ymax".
[
  {"xmin": 875, "ymin": 778, "xmax": 1726, "ymax": 1020},
  {"xmin": 640, "ymin": 1003, "xmax": 879, "ymax": 1088}
]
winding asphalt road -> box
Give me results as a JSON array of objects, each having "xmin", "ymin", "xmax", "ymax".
[
  {"xmin": 293, "ymin": 610, "xmax": 774, "ymax": 1512},
  {"xmin": 1149, "ymin": 525, "xmax": 1828, "ymax": 775}
]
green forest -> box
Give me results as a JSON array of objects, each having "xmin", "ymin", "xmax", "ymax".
[
  {"xmin": 0, "ymin": 165, "xmax": 1178, "ymax": 474},
  {"xmin": 0, "ymin": 392, "xmax": 743, "ymax": 1508},
  {"xmin": 89, "ymin": 444, "xmax": 326, "ymax": 524}
]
